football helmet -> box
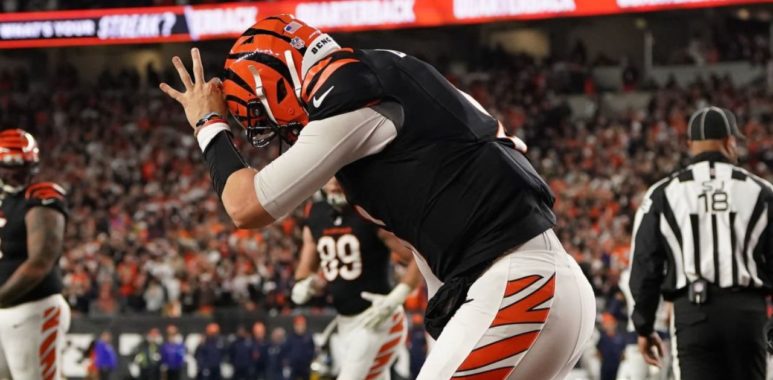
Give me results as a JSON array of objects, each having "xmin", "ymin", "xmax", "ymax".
[
  {"xmin": 0, "ymin": 129, "xmax": 39, "ymax": 193},
  {"xmin": 322, "ymin": 177, "xmax": 347, "ymax": 209},
  {"xmin": 223, "ymin": 14, "xmax": 340, "ymax": 148}
]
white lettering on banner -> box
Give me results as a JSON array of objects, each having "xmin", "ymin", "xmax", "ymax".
[
  {"xmin": 296, "ymin": 0, "xmax": 415, "ymax": 28},
  {"xmin": 617, "ymin": 0, "xmax": 710, "ymax": 7},
  {"xmin": 453, "ymin": 0, "xmax": 575, "ymax": 19},
  {"xmin": 53, "ymin": 20, "xmax": 96, "ymax": 37},
  {"xmin": 97, "ymin": 12, "xmax": 176, "ymax": 40},
  {"xmin": 0, "ymin": 19, "xmax": 97, "ymax": 40},
  {"xmin": 0, "ymin": 21, "xmax": 53, "ymax": 39},
  {"xmin": 183, "ymin": 6, "xmax": 258, "ymax": 41}
]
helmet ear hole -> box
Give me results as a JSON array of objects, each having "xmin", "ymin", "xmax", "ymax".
[{"xmin": 276, "ymin": 78, "xmax": 287, "ymax": 103}]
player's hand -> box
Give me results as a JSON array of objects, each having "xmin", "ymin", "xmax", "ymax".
[
  {"xmin": 637, "ymin": 333, "xmax": 666, "ymax": 367},
  {"xmin": 159, "ymin": 47, "xmax": 227, "ymax": 130},
  {"xmin": 360, "ymin": 283, "xmax": 411, "ymax": 330},
  {"xmin": 496, "ymin": 122, "xmax": 527, "ymax": 153},
  {"xmin": 291, "ymin": 276, "xmax": 317, "ymax": 305}
]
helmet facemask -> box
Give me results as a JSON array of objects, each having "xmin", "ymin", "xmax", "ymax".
[
  {"xmin": 0, "ymin": 164, "xmax": 37, "ymax": 194},
  {"xmin": 236, "ymin": 99, "xmax": 302, "ymax": 149},
  {"xmin": 236, "ymin": 52, "xmax": 305, "ymax": 151},
  {"xmin": 0, "ymin": 129, "xmax": 40, "ymax": 194}
]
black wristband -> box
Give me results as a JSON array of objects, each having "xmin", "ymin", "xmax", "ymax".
[{"xmin": 203, "ymin": 131, "xmax": 248, "ymax": 197}]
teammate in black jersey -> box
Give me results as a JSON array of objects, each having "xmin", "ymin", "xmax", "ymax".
[
  {"xmin": 292, "ymin": 177, "xmax": 420, "ymax": 380},
  {"xmin": 0, "ymin": 129, "xmax": 69, "ymax": 380},
  {"xmin": 161, "ymin": 14, "xmax": 595, "ymax": 379}
]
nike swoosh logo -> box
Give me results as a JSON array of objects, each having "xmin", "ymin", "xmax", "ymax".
[
  {"xmin": 312, "ymin": 86, "xmax": 335, "ymax": 108},
  {"xmin": 42, "ymin": 199, "xmax": 55, "ymax": 205}
]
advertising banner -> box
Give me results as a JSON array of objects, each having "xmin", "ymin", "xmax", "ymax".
[{"xmin": 0, "ymin": 0, "xmax": 768, "ymax": 48}]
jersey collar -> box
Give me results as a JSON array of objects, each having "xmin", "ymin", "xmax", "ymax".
[{"xmin": 689, "ymin": 151, "xmax": 731, "ymax": 164}]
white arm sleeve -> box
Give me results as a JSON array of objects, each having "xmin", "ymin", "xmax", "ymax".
[{"xmin": 254, "ymin": 107, "xmax": 397, "ymax": 219}]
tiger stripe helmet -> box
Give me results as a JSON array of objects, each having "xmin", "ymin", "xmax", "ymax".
[
  {"xmin": 0, "ymin": 129, "xmax": 40, "ymax": 193},
  {"xmin": 224, "ymin": 14, "xmax": 340, "ymax": 148},
  {"xmin": 0, "ymin": 129, "xmax": 39, "ymax": 166}
]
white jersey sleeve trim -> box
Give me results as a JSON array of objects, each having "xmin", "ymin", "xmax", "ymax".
[{"xmin": 254, "ymin": 107, "xmax": 397, "ymax": 219}]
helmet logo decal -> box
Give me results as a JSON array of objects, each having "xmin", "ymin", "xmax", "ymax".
[
  {"xmin": 284, "ymin": 22, "xmax": 302, "ymax": 34},
  {"xmin": 290, "ymin": 37, "xmax": 305, "ymax": 50}
]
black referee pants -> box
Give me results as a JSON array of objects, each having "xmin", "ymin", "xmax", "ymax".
[{"xmin": 671, "ymin": 287, "xmax": 766, "ymax": 380}]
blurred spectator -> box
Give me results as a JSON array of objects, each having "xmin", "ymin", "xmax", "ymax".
[
  {"xmin": 408, "ymin": 314, "xmax": 427, "ymax": 378},
  {"xmin": 144, "ymin": 277, "xmax": 167, "ymax": 314},
  {"xmin": 93, "ymin": 331, "xmax": 118, "ymax": 380},
  {"xmin": 597, "ymin": 313, "xmax": 626, "ymax": 380},
  {"xmin": 195, "ymin": 323, "xmax": 225, "ymax": 380},
  {"xmin": 266, "ymin": 327, "xmax": 289, "ymax": 380},
  {"xmin": 229, "ymin": 325, "xmax": 257, "ymax": 380},
  {"xmin": 252, "ymin": 321, "xmax": 270, "ymax": 379},
  {"xmin": 161, "ymin": 325, "xmax": 186, "ymax": 380},
  {"xmin": 131, "ymin": 327, "xmax": 163, "ymax": 380},
  {"xmin": 285, "ymin": 315, "xmax": 315, "ymax": 380}
]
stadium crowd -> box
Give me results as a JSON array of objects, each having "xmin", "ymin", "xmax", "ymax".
[{"xmin": 0, "ymin": 43, "xmax": 771, "ymax": 378}]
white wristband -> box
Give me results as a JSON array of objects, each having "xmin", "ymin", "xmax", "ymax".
[{"xmin": 197, "ymin": 122, "xmax": 230, "ymax": 152}]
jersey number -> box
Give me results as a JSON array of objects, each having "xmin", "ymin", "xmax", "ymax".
[
  {"xmin": 317, "ymin": 234, "xmax": 362, "ymax": 281},
  {"xmin": 698, "ymin": 181, "xmax": 729, "ymax": 212}
]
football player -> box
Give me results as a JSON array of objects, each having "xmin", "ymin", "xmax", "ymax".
[
  {"xmin": 293, "ymin": 177, "xmax": 420, "ymax": 380},
  {"xmin": 160, "ymin": 15, "xmax": 595, "ymax": 379},
  {"xmin": 0, "ymin": 129, "xmax": 70, "ymax": 380}
]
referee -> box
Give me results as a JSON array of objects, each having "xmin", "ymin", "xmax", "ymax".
[{"xmin": 627, "ymin": 106, "xmax": 771, "ymax": 380}]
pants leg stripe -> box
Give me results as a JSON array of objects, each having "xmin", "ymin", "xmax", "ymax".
[
  {"xmin": 41, "ymin": 307, "xmax": 60, "ymax": 333},
  {"xmin": 451, "ymin": 367, "xmax": 514, "ymax": 380},
  {"xmin": 453, "ymin": 275, "xmax": 554, "ymax": 378},
  {"xmin": 365, "ymin": 313, "xmax": 406, "ymax": 379},
  {"xmin": 39, "ymin": 306, "xmax": 60, "ymax": 380},
  {"xmin": 492, "ymin": 275, "xmax": 555, "ymax": 328}
]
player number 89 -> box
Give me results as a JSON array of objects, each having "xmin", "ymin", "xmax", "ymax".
[{"xmin": 317, "ymin": 234, "xmax": 362, "ymax": 281}]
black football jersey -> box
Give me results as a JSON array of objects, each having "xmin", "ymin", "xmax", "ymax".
[
  {"xmin": 0, "ymin": 182, "xmax": 67, "ymax": 306},
  {"xmin": 305, "ymin": 200, "xmax": 391, "ymax": 316},
  {"xmin": 302, "ymin": 49, "xmax": 557, "ymax": 282}
]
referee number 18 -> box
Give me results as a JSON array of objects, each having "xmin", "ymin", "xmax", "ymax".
[{"xmin": 698, "ymin": 181, "xmax": 729, "ymax": 212}]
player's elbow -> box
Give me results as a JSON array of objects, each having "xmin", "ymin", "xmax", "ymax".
[
  {"xmin": 224, "ymin": 202, "xmax": 272, "ymax": 230},
  {"xmin": 26, "ymin": 255, "xmax": 57, "ymax": 277},
  {"xmin": 221, "ymin": 169, "xmax": 275, "ymax": 229}
]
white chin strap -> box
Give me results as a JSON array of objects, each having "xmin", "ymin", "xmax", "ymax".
[
  {"xmin": 0, "ymin": 182, "xmax": 23, "ymax": 194},
  {"xmin": 326, "ymin": 192, "xmax": 348, "ymax": 208}
]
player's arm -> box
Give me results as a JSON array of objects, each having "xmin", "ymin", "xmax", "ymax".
[
  {"xmin": 160, "ymin": 49, "xmax": 395, "ymax": 230},
  {"xmin": 360, "ymin": 230, "xmax": 422, "ymax": 330},
  {"xmin": 0, "ymin": 206, "xmax": 65, "ymax": 307},
  {"xmin": 291, "ymin": 226, "xmax": 322, "ymax": 305},
  {"xmin": 378, "ymin": 229, "xmax": 421, "ymax": 290},
  {"xmin": 627, "ymin": 184, "xmax": 668, "ymax": 367}
]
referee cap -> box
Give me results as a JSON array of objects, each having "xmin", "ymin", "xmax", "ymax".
[{"xmin": 687, "ymin": 106, "xmax": 745, "ymax": 141}]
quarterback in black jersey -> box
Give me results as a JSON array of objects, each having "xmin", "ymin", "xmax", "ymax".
[
  {"xmin": 0, "ymin": 129, "xmax": 69, "ymax": 380},
  {"xmin": 292, "ymin": 178, "xmax": 420, "ymax": 380},
  {"xmin": 161, "ymin": 14, "xmax": 595, "ymax": 379}
]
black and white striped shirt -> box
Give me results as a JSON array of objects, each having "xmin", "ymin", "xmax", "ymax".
[{"xmin": 628, "ymin": 151, "xmax": 773, "ymax": 336}]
